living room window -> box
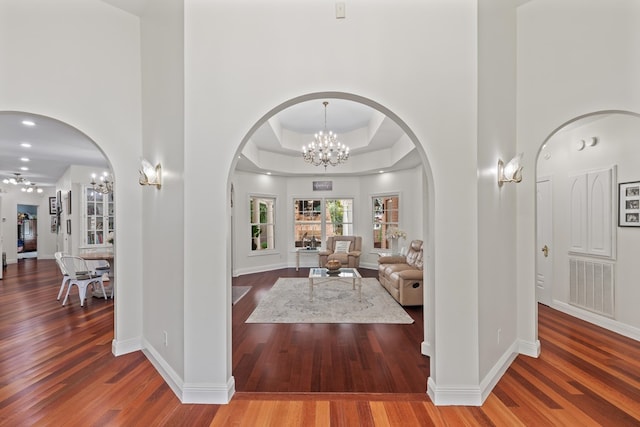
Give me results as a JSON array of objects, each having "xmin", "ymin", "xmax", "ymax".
[
  {"xmin": 373, "ymin": 194, "xmax": 400, "ymax": 249},
  {"xmin": 325, "ymin": 199, "xmax": 353, "ymax": 237},
  {"xmin": 250, "ymin": 196, "xmax": 275, "ymax": 251},
  {"xmin": 294, "ymin": 198, "xmax": 354, "ymax": 247}
]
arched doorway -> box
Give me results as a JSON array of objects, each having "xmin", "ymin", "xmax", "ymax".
[
  {"xmin": 227, "ymin": 92, "xmax": 436, "ymax": 393},
  {"xmin": 535, "ymin": 110, "xmax": 640, "ymax": 337},
  {"xmin": 0, "ymin": 110, "xmax": 116, "ymax": 314}
]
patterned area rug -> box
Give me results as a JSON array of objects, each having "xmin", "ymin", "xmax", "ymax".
[
  {"xmin": 232, "ymin": 286, "xmax": 251, "ymax": 305},
  {"xmin": 246, "ymin": 277, "xmax": 414, "ymax": 324}
]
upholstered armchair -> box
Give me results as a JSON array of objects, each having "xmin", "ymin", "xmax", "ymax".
[{"xmin": 319, "ymin": 236, "xmax": 362, "ymax": 268}]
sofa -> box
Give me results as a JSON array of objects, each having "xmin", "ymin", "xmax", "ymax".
[
  {"xmin": 377, "ymin": 239, "xmax": 423, "ymax": 306},
  {"xmin": 319, "ymin": 236, "xmax": 362, "ymax": 268}
]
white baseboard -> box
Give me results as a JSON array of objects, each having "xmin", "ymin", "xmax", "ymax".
[
  {"xmin": 421, "ymin": 340, "xmax": 431, "ymax": 357},
  {"xmin": 428, "ymin": 338, "xmax": 535, "ymax": 406},
  {"xmin": 552, "ymin": 300, "xmax": 640, "ymax": 342},
  {"xmin": 142, "ymin": 339, "xmax": 235, "ymax": 404},
  {"xmin": 479, "ymin": 341, "xmax": 519, "ymax": 403},
  {"xmin": 427, "ymin": 377, "xmax": 482, "ymax": 406},
  {"xmin": 112, "ymin": 336, "xmax": 142, "ymax": 356},
  {"xmin": 234, "ymin": 262, "xmax": 288, "ymax": 277},
  {"xmin": 518, "ymin": 338, "xmax": 541, "ymax": 358}
]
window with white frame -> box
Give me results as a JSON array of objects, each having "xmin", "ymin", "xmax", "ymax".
[
  {"xmin": 294, "ymin": 198, "xmax": 354, "ymax": 247},
  {"xmin": 250, "ymin": 196, "xmax": 275, "ymax": 251},
  {"xmin": 84, "ymin": 186, "xmax": 115, "ymax": 246},
  {"xmin": 372, "ymin": 194, "xmax": 399, "ymax": 249}
]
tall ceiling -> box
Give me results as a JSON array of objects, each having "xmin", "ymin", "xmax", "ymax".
[
  {"xmin": 0, "ymin": 112, "xmax": 108, "ymax": 191},
  {"xmin": 0, "ymin": 98, "xmax": 422, "ymax": 194}
]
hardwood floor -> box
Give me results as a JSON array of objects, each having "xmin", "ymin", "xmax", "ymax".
[
  {"xmin": 232, "ymin": 268, "xmax": 427, "ymax": 393},
  {"xmin": 0, "ymin": 259, "xmax": 639, "ymax": 426}
]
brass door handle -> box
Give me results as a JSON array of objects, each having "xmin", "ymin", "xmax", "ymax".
[{"xmin": 541, "ymin": 245, "xmax": 549, "ymax": 257}]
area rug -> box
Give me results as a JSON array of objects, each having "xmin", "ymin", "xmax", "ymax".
[
  {"xmin": 246, "ymin": 277, "xmax": 414, "ymax": 324},
  {"xmin": 232, "ymin": 286, "xmax": 251, "ymax": 305}
]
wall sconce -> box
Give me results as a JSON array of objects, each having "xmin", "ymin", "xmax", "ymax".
[
  {"xmin": 497, "ymin": 153, "xmax": 523, "ymax": 187},
  {"xmin": 139, "ymin": 158, "xmax": 162, "ymax": 189}
]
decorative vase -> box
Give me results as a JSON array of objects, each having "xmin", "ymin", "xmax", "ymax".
[{"xmin": 389, "ymin": 238, "xmax": 398, "ymax": 254}]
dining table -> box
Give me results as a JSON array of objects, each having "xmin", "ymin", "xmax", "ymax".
[{"xmin": 79, "ymin": 250, "xmax": 114, "ymax": 298}]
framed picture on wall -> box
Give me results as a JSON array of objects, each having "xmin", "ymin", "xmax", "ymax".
[
  {"xmin": 67, "ymin": 190, "xmax": 72, "ymax": 214},
  {"xmin": 50, "ymin": 216, "xmax": 57, "ymax": 233},
  {"xmin": 619, "ymin": 181, "xmax": 640, "ymax": 227},
  {"xmin": 66, "ymin": 219, "xmax": 71, "ymax": 235},
  {"xmin": 49, "ymin": 197, "xmax": 57, "ymax": 215}
]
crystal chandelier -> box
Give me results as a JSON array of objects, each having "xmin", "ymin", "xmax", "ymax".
[
  {"xmin": 302, "ymin": 101, "xmax": 349, "ymax": 170},
  {"xmin": 90, "ymin": 172, "xmax": 114, "ymax": 194}
]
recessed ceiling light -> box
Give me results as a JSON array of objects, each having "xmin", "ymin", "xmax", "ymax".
[
  {"xmin": 266, "ymin": 172, "xmax": 272, "ymax": 175},
  {"xmin": 20, "ymin": 167, "xmax": 28, "ymax": 171},
  {"xmin": 378, "ymin": 170, "xmax": 385, "ymax": 174},
  {"xmin": 21, "ymin": 142, "xmax": 31, "ymax": 148},
  {"xmin": 20, "ymin": 157, "xmax": 30, "ymax": 162},
  {"xmin": 21, "ymin": 120, "xmax": 35, "ymax": 126}
]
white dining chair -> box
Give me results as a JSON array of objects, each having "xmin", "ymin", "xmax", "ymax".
[
  {"xmin": 54, "ymin": 252, "xmax": 70, "ymax": 301},
  {"xmin": 60, "ymin": 256, "xmax": 107, "ymax": 306}
]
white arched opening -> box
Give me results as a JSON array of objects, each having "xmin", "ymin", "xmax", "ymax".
[{"xmin": 226, "ymin": 91, "xmax": 437, "ymax": 393}]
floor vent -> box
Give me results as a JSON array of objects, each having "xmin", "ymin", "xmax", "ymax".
[{"xmin": 569, "ymin": 257, "xmax": 614, "ymax": 317}]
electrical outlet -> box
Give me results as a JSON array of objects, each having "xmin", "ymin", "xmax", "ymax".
[
  {"xmin": 163, "ymin": 331, "xmax": 168, "ymax": 347},
  {"xmin": 335, "ymin": 2, "xmax": 345, "ymax": 19}
]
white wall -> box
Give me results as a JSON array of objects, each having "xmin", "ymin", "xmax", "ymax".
[
  {"xmin": 184, "ymin": 0, "xmax": 514, "ymax": 405},
  {"xmin": 477, "ymin": 0, "xmax": 521, "ymax": 387},
  {"xmin": 538, "ymin": 113, "xmax": 640, "ymax": 335},
  {"xmin": 139, "ymin": 0, "xmax": 186, "ymax": 395},
  {"xmin": 517, "ymin": 0, "xmax": 640, "ymax": 353},
  {"xmin": 232, "ymin": 167, "xmax": 424, "ymax": 276},
  {"xmin": 0, "ymin": 0, "xmax": 144, "ymax": 355}
]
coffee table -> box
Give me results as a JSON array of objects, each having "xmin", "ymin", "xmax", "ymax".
[{"xmin": 308, "ymin": 267, "xmax": 362, "ymax": 302}]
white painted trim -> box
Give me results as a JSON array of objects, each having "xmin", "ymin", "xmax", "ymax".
[
  {"xmin": 479, "ymin": 342, "xmax": 519, "ymax": 403},
  {"xmin": 552, "ymin": 300, "xmax": 640, "ymax": 342},
  {"xmin": 427, "ymin": 339, "xmax": 537, "ymax": 406},
  {"xmin": 182, "ymin": 378, "xmax": 236, "ymax": 404},
  {"xmin": 421, "ymin": 340, "xmax": 431, "ymax": 357},
  {"xmin": 427, "ymin": 377, "xmax": 482, "ymax": 406},
  {"xmin": 141, "ymin": 340, "xmax": 236, "ymax": 404},
  {"xmin": 518, "ymin": 338, "xmax": 541, "ymax": 358},
  {"xmin": 142, "ymin": 341, "xmax": 184, "ymax": 402},
  {"xmin": 233, "ymin": 262, "xmax": 288, "ymax": 277},
  {"xmin": 111, "ymin": 336, "xmax": 142, "ymax": 356}
]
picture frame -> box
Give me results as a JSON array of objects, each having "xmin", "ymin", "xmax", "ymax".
[
  {"xmin": 50, "ymin": 216, "xmax": 57, "ymax": 233},
  {"xmin": 66, "ymin": 219, "xmax": 71, "ymax": 235},
  {"xmin": 56, "ymin": 190, "xmax": 62, "ymax": 215},
  {"xmin": 49, "ymin": 197, "xmax": 57, "ymax": 215},
  {"xmin": 618, "ymin": 181, "xmax": 640, "ymax": 227},
  {"xmin": 67, "ymin": 190, "xmax": 72, "ymax": 214}
]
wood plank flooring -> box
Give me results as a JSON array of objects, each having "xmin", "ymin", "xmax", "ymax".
[{"xmin": 0, "ymin": 259, "xmax": 638, "ymax": 426}]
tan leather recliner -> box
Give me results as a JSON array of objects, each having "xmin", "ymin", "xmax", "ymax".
[
  {"xmin": 319, "ymin": 236, "xmax": 362, "ymax": 268},
  {"xmin": 377, "ymin": 239, "xmax": 423, "ymax": 306}
]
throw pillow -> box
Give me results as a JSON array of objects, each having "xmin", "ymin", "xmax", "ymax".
[{"xmin": 334, "ymin": 240, "xmax": 351, "ymax": 253}]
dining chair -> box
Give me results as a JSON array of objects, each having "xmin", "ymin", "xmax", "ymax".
[
  {"xmin": 54, "ymin": 252, "xmax": 70, "ymax": 301},
  {"xmin": 60, "ymin": 255, "xmax": 107, "ymax": 306}
]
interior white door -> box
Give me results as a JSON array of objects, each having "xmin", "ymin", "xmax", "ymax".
[{"xmin": 536, "ymin": 178, "xmax": 553, "ymax": 305}]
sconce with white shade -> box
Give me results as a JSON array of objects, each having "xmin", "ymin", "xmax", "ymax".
[
  {"xmin": 139, "ymin": 158, "xmax": 162, "ymax": 189},
  {"xmin": 497, "ymin": 153, "xmax": 524, "ymax": 187}
]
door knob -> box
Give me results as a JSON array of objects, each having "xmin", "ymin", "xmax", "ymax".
[{"xmin": 541, "ymin": 245, "xmax": 549, "ymax": 257}]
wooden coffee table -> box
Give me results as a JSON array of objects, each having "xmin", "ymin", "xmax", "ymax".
[{"xmin": 308, "ymin": 267, "xmax": 362, "ymax": 302}]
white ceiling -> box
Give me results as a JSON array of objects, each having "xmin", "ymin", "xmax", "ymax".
[
  {"xmin": 0, "ymin": 112, "xmax": 109, "ymax": 191},
  {"xmin": 4, "ymin": 1, "xmax": 540, "ymax": 188},
  {"xmin": 237, "ymin": 98, "xmax": 422, "ymax": 176}
]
